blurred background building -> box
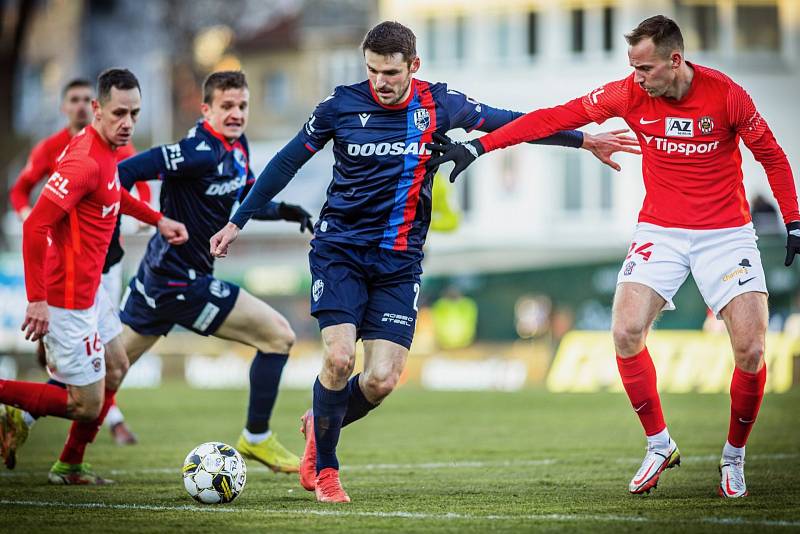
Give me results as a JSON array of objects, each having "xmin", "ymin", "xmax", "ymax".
[{"xmin": 1, "ymin": 0, "xmax": 798, "ymax": 391}]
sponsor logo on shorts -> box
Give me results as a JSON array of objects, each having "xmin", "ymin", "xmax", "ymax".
[
  {"xmin": 92, "ymin": 357, "xmax": 102, "ymax": 372},
  {"xmin": 623, "ymin": 261, "xmax": 636, "ymax": 276},
  {"xmin": 209, "ymin": 279, "xmax": 231, "ymax": 299},
  {"xmin": 381, "ymin": 312, "xmax": 414, "ymax": 327},
  {"xmin": 739, "ymin": 258, "xmax": 751, "ymax": 267},
  {"xmin": 192, "ymin": 302, "xmax": 220, "ymax": 332},
  {"xmin": 722, "ymin": 266, "xmax": 749, "ymax": 282},
  {"xmin": 312, "ymin": 279, "xmax": 324, "ymax": 302}
]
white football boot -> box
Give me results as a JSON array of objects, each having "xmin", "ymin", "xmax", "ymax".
[
  {"xmin": 629, "ymin": 438, "xmax": 681, "ymax": 494},
  {"xmin": 719, "ymin": 456, "xmax": 747, "ymax": 498}
]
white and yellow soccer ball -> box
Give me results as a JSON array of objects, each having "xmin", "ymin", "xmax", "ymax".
[{"xmin": 182, "ymin": 442, "xmax": 247, "ymax": 504}]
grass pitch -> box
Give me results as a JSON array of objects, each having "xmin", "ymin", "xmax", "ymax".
[{"xmin": 0, "ymin": 383, "xmax": 798, "ymax": 532}]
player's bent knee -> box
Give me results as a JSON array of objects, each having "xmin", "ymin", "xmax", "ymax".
[
  {"xmin": 362, "ymin": 371, "xmax": 398, "ymax": 401},
  {"xmin": 70, "ymin": 399, "xmax": 102, "ymax": 421},
  {"xmin": 733, "ymin": 341, "xmax": 765, "ymax": 372},
  {"xmin": 612, "ymin": 322, "xmax": 647, "ymax": 355},
  {"xmin": 324, "ymin": 343, "xmax": 355, "ymax": 378}
]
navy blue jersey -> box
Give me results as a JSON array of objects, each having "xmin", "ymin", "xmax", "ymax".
[
  {"xmin": 119, "ymin": 120, "xmax": 281, "ymax": 278},
  {"xmin": 231, "ymin": 78, "xmax": 583, "ymax": 252}
]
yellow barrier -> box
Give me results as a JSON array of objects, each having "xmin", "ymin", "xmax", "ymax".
[{"xmin": 547, "ymin": 331, "xmax": 799, "ymax": 394}]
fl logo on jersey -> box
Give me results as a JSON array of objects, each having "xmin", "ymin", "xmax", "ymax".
[{"xmin": 414, "ymin": 108, "xmax": 430, "ymax": 131}]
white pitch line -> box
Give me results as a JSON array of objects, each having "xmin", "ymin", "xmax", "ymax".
[
  {"xmin": 0, "ymin": 453, "xmax": 794, "ymax": 478},
  {"xmin": 0, "ymin": 499, "xmax": 798, "ymax": 528},
  {"xmin": 0, "ymin": 458, "xmax": 560, "ymax": 478}
]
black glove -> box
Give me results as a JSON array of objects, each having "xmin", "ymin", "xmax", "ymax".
[
  {"xmin": 424, "ymin": 131, "xmax": 452, "ymax": 180},
  {"xmin": 426, "ymin": 133, "xmax": 485, "ymax": 183},
  {"xmin": 278, "ymin": 202, "xmax": 314, "ymax": 234},
  {"xmin": 786, "ymin": 221, "xmax": 800, "ymax": 266}
]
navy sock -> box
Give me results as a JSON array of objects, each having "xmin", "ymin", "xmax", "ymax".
[
  {"xmin": 32, "ymin": 379, "xmax": 67, "ymax": 420},
  {"xmin": 341, "ymin": 373, "xmax": 377, "ymax": 427},
  {"xmin": 245, "ymin": 352, "xmax": 289, "ymax": 434},
  {"xmin": 313, "ymin": 377, "xmax": 349, "ymax": 473}
]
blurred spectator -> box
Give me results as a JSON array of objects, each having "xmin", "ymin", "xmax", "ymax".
[
  {"xmin": 750, "ymin": 194, "xmax": 782, "ymax": 235},
  {"xmin": 514, "ymin": 295, "xmax": 552, "ymax": 338},
  {"xmin": 432, "ymin": 286, "xmax": 478, "ymax": 349}
]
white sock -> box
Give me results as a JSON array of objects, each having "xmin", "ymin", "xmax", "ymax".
[
  {"xmin": 647, "ymin": 428, "xmax": 671, "ymax": 450},
  {"xmin": 105, "ymin": 404, "xmax": 124, "ymax": 427},
  {"xmin": 243, "ymin": 429, "xmax": 272, "ymax": 444},
  {"xmin": 22, "ymin": 412, "xmax": 36, "ymax": 428},
  {"xmin": 723, "ymin": 441, "xmax": 745, "ymax": 460}
]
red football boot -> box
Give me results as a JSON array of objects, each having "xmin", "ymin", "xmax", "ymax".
[
  {"xmin": 314, "ymin": 467, "xmax": 350, "ymax": 503},
  {"xmin": 299, "ymin": 409, "xmax": 317, "ymax": 491}
]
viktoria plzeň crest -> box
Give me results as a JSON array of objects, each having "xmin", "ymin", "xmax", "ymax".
[{"xmin": 413, "ymin": 108, "xmax": 430, "ymax": 131}]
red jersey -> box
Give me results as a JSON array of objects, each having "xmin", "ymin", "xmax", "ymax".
[
  {"xmin": 478, "ymin": 63, "xmax": 799, "ymax": 229},
  {"xmin": 22, "ymin": 126, "xmax": 161, "ymax": 309},
  {"xmin": 10, "ymin": 128, "xmax": 147, "ymax": 214}
]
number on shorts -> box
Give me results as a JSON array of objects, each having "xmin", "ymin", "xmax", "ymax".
[
  {"xmin": 83, "ymin": 333, "xmax": 101, "ymax": 356},
  {"xmin": 412, "ymin": 283, "xmax": 420, "ymax": 312}
]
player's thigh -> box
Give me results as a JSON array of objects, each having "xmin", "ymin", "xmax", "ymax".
[
  {"xmin": 690, "ymin": 223, "xmax": 768, "ymax": 318},
  {"xmin": 103, "ymin": 335, "xmax": 129, "ymax": 390},
  {"xmin": 720, "ymin": 291, "xmax": 768, "ymax": 372},
  {"xmin": 616, "ymin": 223, "xmax": 690, "ymax": 316},
  {"xmin": 214, "ymin": 289, "xmax": 295, "ymax": 353},
  {"xmin": 612, "ymin": 282, "xmax": 667, "ymax": 336},
  {"xmin": 120, "ymin": 324, "xmax": 159, "ymax": 365}
]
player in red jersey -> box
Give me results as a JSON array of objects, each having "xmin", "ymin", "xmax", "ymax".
[
  {"xmin": 0, "ymin": 69, "xmax": 188, "ymax": 484},
  {"xmin": 8, "ymin": 78, "xmax": 144, "ymax": 450},
  {"xmin": 429, "ymin": 15, "xmax": 800, "ymax": 499}
]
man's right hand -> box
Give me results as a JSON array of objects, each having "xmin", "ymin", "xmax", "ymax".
[
  {"xmin": 785, "ymin": 221, "xmax": 800, "ymax": 266},
  {"xmin": 157, "ymin": 217, "xmax": 189, "ymax": 245},
  {"xmin": 21, "ymin": 301, "xmax": 49, "ymax": 341},
  {"xmin": 18, "ymin": 206, "xmax": 31, "ymax": 222},
  {"xmin": 210, "ymin": 222, "xmax": 240, "ymax": 258}
]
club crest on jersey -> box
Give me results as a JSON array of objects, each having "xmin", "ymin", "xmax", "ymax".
[
  {"xmin": 665, "ymin": 117, "xmax": 693, "ymax": 138},
  {"xmin": 413, "ymin": 108, "xmax": 430, "ymax": 131},
  {"xmin": 698, "ymin": 116, "xmax": 714, "ymax": 135},
  {"xmin": 312, "ymin": 279, "xmax": 324, "ymax": 302}
]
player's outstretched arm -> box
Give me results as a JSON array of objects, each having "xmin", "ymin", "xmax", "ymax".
[
  {"xmin": 119, "ymin": 188, "xmax": 188, "ymax": 245},
  {"xmin": 10, "ymin": 141, "xmax": 52, "ymax": 221}
]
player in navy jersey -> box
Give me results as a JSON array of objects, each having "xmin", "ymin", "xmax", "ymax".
[
  {"xmin": 210, "ymin": 22, "xmax": 641, "ymax": 502},
  {"xmin": 114, "ymin": 71, "xmax": 314, "ymax": 474}
]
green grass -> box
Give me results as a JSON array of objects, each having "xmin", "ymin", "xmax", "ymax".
[{"xmin": 0, "ymin": 384, "xmax": 798, "ymax": 532}]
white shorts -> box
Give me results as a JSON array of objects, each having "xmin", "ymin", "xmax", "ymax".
[
  {"xmin": 617, "ymin": 222, "xmax": 768, "ymax": 318},
  {"xmin": 101, "ymin": 263, "xmax": 123, "ymax": 306},
  {"xmin": 96, "ymin": 283, "xmax": 123, "ymax": 344},
  {"xmin": 43, "ymin": 302, "xmax": 106, "ymax": 387}
]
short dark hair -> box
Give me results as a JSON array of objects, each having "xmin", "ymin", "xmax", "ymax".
[
  {"xmin": 361, "ymin": 21, "xmax": 417, "ymax": 64},
  {"xmin": 97, "ymin": 68, "xmax": 140, "ymax": 103},
  {"xmin": 203, "ymin": 71, "xmax": 248, "ymax": 104},
  {"xmin": 62, "ymin": 78, "xmax": 92, "ymax": 98},
  {"xmin": 625, "ymin": 15, "xmax": 684, "ymax": 58}
]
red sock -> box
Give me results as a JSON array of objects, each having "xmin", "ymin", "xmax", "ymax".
[
  {"xmin": 0, "ymin": 380, "xmax": 68, "ymax": 418},
  {"xmin": 727, "ymin": 365, "xmax": 766, "ymax": 448},
  {"xmin": 616, "ymin": 347, "xmax": 666, "ymax": 436},
  {"xmin": 59, "ymin": 389, "xmax": 116, "ymax": 465}
]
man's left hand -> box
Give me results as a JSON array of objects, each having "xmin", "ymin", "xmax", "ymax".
[
  {"xmin": 278, "ymin": 202, "xmax": 314, "ymax": 234},
  {"xmin": 785, "ymin": 221, "xmax": 800, "ymax": 266}
]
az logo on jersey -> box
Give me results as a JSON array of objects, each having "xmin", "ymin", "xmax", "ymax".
[{"xmin": 665, "ymin": 117, "xmax": 693, "ymax": 137}]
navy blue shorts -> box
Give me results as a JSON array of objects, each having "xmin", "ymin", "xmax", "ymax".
[
  {"xmin": 119, "ymin": 265, "xmax": 240, "ymax": 337},
  {"xmin": 308, "ymin": 239, "xmax": 423, "ymax": 349}
]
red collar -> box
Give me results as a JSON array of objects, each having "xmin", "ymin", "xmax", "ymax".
[
  {"xmin": 202, "ymin": 120, "xmax": 239, "ymax": 151},
  {"xmin": 368, "ymin": 78, "xmax": 417, "ymax": 110}
]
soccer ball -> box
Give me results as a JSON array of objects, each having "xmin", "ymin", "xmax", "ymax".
[{"xmin": 182, "ymin": 442, "xmax": 247, "ymax": 504}]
